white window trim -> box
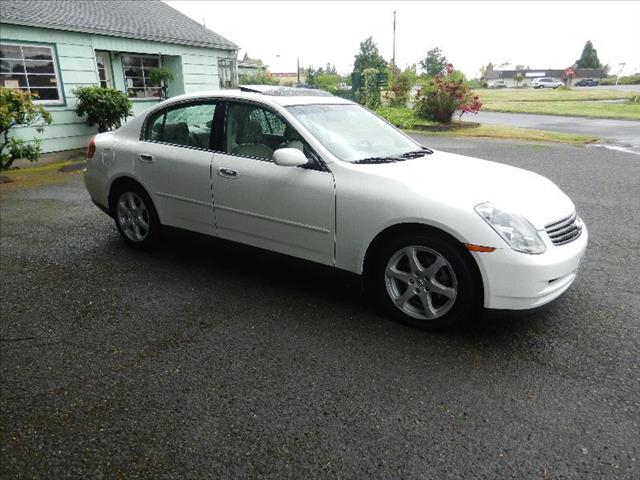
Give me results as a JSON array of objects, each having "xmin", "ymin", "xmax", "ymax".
[
  {"xmin": 0, "ymin": 41, "xmax": 64, "ymax": 105},
  {"xmin": 121, "ymin": 53, "xmax": 162, "ymax": 101}
]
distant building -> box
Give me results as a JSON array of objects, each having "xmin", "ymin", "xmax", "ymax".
[
  {"xmin": 237, "ymin": 53, "xmax": 267, "ymax": 76},
  {"xmin": 270, "ymin": 72, "xmax": 307, "ymax": 86},
  {"xmin": 485, "ymin": 68, "xmax": 605, "ymax": 87}
]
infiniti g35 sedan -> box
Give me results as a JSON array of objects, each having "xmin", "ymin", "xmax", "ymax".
[{"xmin": 84, "ymin": 85, "xmax": 588, "ymax": 328}]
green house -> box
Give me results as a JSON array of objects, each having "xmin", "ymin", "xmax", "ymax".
[{"xmin": 0, "ymin": 0, "xmax": 238, "ymax": 154}]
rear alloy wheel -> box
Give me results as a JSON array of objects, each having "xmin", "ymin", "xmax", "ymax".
[
  {"xmin": 372, "ymin": 233, "xmax": 478, "ymax": 329},
  {"xmin": 113, "ymin": 185, "xmax": 160, "ymax": 248}
]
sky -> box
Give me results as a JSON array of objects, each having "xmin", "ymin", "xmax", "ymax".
[{"xmin": 166, "ymin": 1, "xmax": 640, "ymax": 78}]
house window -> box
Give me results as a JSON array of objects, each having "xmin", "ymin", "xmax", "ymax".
[
  {"xmin": 0, "ymin": 42, "xmax": 63, "ymax": 104},
  {"xmin": 122, "ymin": 54, "xmax": 161, "ymax": 99}
]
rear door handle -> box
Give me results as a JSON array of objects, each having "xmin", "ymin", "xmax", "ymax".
[
  {"xmin": 218, "ymin": 167, "xmax": 238, "ymax": 179},
  {"xmin": 139, "ymin": 153, "xmax": 154, "ymax": 163}
]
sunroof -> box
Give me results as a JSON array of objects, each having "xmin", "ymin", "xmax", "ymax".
[{"xmin": 238, "ymin": 85, "xmax": 333, "ymax": 97}]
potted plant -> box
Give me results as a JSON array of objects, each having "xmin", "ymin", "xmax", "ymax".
[{"xmin": 148, "ymin": 67, "xmax": 175, "ymax": 99}]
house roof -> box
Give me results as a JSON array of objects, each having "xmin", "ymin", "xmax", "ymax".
[{"xmin": 0, "ymin": 0, "xmax": 237, "ymax": 51}]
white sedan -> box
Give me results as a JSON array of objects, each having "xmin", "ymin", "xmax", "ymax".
[{"xmin": 84, "ymin": 86, "xmax": 587, "ymax": 328}]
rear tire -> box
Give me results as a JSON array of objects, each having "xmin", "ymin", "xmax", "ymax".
[
  {"xmin": 370, "ymin": 232, "xmax": 479, "ymax": 330},
  {"xmin": 112, "ymin": 183, "xmax": 160, "ymax": 249}
]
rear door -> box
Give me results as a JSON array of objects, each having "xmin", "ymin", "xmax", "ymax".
[{"xmin": 135, "ymin": 100, "xmax": 218, "ymax": 236}]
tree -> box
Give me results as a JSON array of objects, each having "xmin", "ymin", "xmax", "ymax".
[
  {"xmin": 325, "ymin": 63, "xmax": 337, "ymax": 75},
  {"xmin": 575, "ymin": 41, "xmax": 603, "ymax": 69},
  {"xmin": 419, "ymin": 47, "xmax": 447, "ymax": 77},
  {"xmin": 513, "ymin": 72, "xmax": 524, "ymax": 87},
  {"xmin": 354, "ymin": 37, "xmax": 386, "ymax": 72},
  {"xmin": 0, "ymin": 89, "xmax": 52, "ymax": 170}
]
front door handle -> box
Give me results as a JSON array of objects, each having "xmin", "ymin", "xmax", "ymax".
[
  {"xmin": 139, "ymin": 153, "xmax": 154, "ymax": 163},
  {"xmin": 218, "ymin": 167, "xmax": 238, "ymax": 179}
]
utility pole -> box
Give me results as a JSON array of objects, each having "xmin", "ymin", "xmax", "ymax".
[
  {"xmin": 392, "ymin": 11, "xmax": 396, "ymax": 71},
  {"xmin": 297, "ymin": 56, "xmax": 300, "ymax": 84}
]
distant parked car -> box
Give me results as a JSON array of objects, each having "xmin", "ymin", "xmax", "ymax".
[
  {"xmin": 531, "ymin": 78, "xmax": 564, "ymax": 89},
  {"xmin": 489, "ymin": 80, "xmax": 507, "ymax": 89},
  {"xmin": 575, "ymin": 78, "xmax": 599, "ymax": 87}
]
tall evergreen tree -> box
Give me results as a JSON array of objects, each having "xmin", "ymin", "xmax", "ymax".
[{"xmin": 575, "ymin": 41, "xmax": 603, "ymax": 69}]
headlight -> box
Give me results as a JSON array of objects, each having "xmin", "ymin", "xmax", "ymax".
[{"xmin": 475, "ymin": 202, "xmax": 546, "ymax": 254}]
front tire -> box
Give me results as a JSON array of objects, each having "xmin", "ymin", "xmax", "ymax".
[
  {"xmin": 370, "ymin": 232, "xmax": 479, "ymax": 329},
  {"xmin": 113, "ymin": 184, "xmax": 160, "ymax": 248}
]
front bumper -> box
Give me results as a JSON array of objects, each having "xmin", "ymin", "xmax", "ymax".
[{"xmin": 472, "ymin": 221, "xmax": 588, "ymax": 310}]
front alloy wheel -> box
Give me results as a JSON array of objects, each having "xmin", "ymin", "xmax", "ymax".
[
  {"xmin": 371, "ymin": 232, "xmax": 479, "ymax": 329},
  {"xmin": 385, "ymin": 246, "xmax": 458, "ymax": 321}
]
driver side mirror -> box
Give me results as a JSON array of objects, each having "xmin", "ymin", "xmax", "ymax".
[{"xmin": 273, "ymin": 148, "xmax": 308, "ymax": 167}]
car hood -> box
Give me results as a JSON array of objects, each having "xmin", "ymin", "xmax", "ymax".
[{"xmin": 350, "ymin": 150, "xmax": 575, "ymax": 229}]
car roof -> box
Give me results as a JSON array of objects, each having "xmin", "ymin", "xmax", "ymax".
[{"xmin": 161, "ymin": 88, "xmax": 355, "ymax": 108}]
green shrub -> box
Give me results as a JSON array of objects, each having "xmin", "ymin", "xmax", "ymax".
[
  {"xmin": 600, "ymin": 75, "xmax": 640, "ymax": 85},
  {"xmin": 238, "ymin": 72, "xmax": 280, "ymax": 85},
  {"xmin": 385, "ymin": 68, "xmax": 416, "ymax": 107},
  {"xmin": 313, "ymin": 73, "xmax": 341, "ymax": 93},
  {"xmin": 376, "ymin": 107, "xmax": 417, "ymax": 129},
  {"xmin": 375, "ymin": 107, "xmax": 438, "ymax": 130},
  {"xmin": 360, "ymin": 68, "xmax": 381, "ymax": 109},
  {"xmin": 0, "ymin": 88, "xmax": 52, "ymax": 170},
  {"xmin": 73, "ymin": 86, "xmax": 132, "ymax": 133},
  {"xmin": 413, "ymin": 72, "xmax": 481, "ymax": 123}
]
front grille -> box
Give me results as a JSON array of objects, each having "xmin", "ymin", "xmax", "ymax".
[{"xmin": 545, "ymin": 212, "xmax": 582, "ymax": 246}]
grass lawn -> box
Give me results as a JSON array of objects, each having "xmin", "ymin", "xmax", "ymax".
[
  {"xmin": 480, "ymin": 100, "xmax": 640, "ymax": 120},
  {"xmin": 0, "ymin": 160, "xmax": 85, "ymax": 194},
  {"xmin": 413, "ymin": 125, "xmax": 600, "ymax": 145},
  {"xmin": 376, "ymin": 106, "xmax": 599, "ymax": 145},
  {"xmin": 475, "ymin": 88, "xmax": 640, "ymax": 120},
  {"xmin": 474, "ymin": 88, "xmax": 634, "ymax": 102}
]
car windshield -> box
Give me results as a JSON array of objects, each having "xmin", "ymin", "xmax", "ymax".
[{"xmin": 286, "ymin": 104, "xmax": 426, "ymax": 163}]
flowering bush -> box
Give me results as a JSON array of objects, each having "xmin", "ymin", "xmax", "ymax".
[
  {"xmin": 0, "ymin": 88, "xmax": 52, "ymax": 170},
  {"xmin": 413, "ymin": 72, "xmax": 481, "ymax": 123}
]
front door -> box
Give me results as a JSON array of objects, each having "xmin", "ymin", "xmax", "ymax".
[
  {"xmin": 135, "ymin": 101, "xmax": 218, "ymax": 236},
  {"xmin": 212, "ymin": 101, "xmax": 335, "ymax": 265}
]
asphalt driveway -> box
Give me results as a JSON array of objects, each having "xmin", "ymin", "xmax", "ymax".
[
  {"xmin": 1, "ymin": 137, "xmax": 639, "ymax": 479},
  {"xmin": 460, "ymin": 111, "xmax": 640, "ymax": 153}
]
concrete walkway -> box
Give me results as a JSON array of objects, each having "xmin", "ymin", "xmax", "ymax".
[{"xmin": 461, "ymin": 111, "xmax": 640, "ymax": 153}]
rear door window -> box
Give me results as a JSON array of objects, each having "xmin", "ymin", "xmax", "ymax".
[{"xmin": 145, "ymin": 102, "xmax": 217, "ymax": 149}]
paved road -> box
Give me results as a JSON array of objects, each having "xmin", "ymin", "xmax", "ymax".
[
  {"xmin": 585, "ymin": 85, "xmax": 640, "ymax": 93},
  {"xmin": 1, "ymin": 138, "xmax": 639, "ymax": 479},
  {"xmin": 461, "ymin": 111, "xmax": 640, "ymax": 153}
]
